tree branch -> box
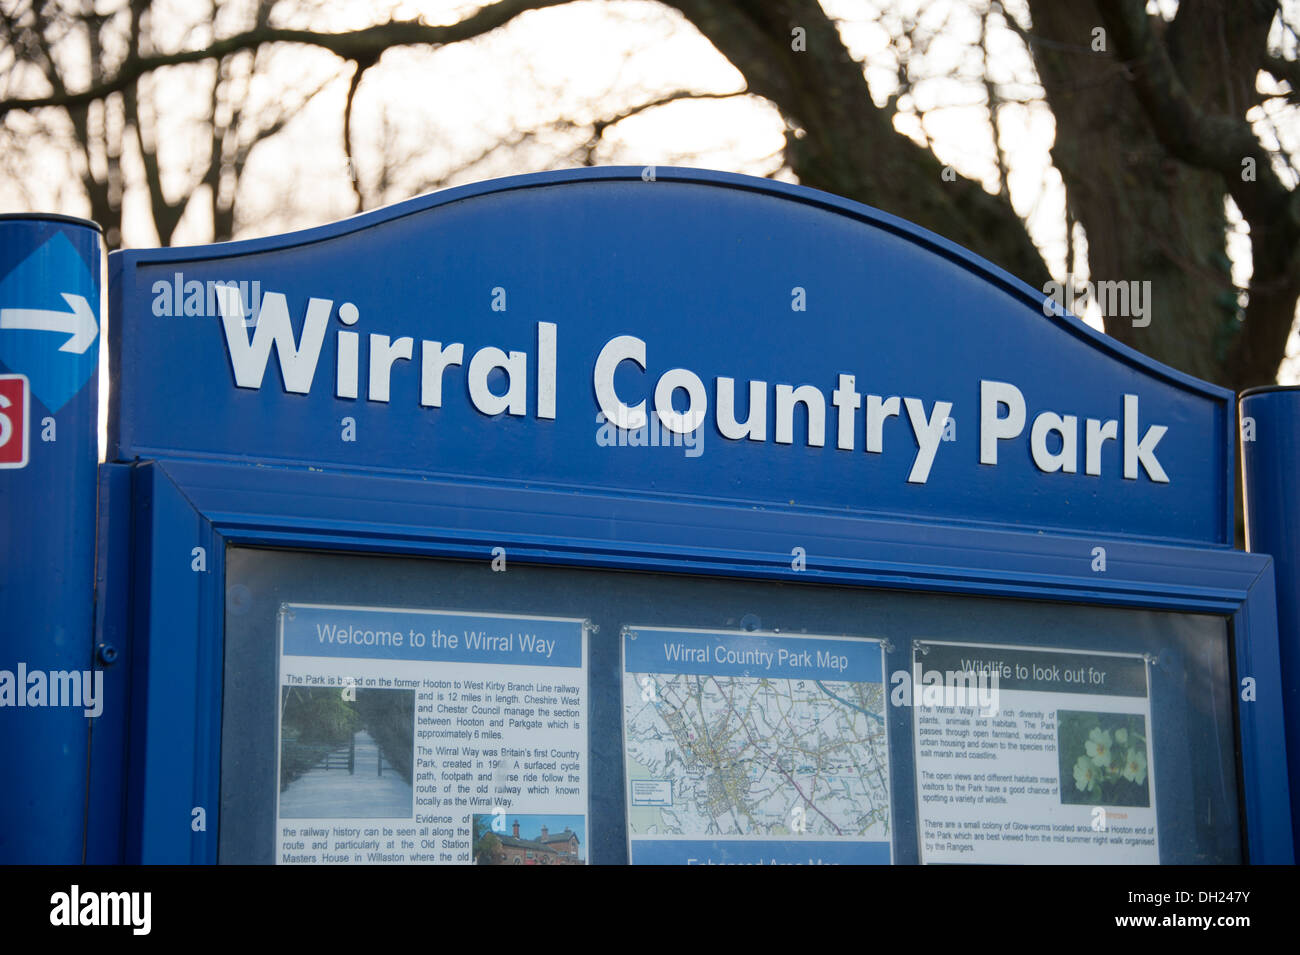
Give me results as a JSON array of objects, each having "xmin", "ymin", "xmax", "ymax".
[
  {"xmin": 667, "ymin": 0, "xmax": 1049, "ymax": 286},
  {"xmin": 0, "ymin": 0, "xmax": 575, "ymax": 118},
  {"xmin": 1096, "ymin": 0, "xmax": 1300, "ymax": 387},
  {"xmin": 344, "ymin": 60, "xmax": 367, "ymax": 212},
  {"xmin": 1096, "ymin": 0, "xmax": 1296, "ymax": 231}
]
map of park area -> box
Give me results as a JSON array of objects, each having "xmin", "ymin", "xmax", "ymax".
[{"xmin": 624, "ymin": 672, "xmax": 890, "ymax": 839}]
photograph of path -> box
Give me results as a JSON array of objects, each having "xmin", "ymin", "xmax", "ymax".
[{"xmin": 278, "ymin": 686, "xmax": 415, "ymax": 819}]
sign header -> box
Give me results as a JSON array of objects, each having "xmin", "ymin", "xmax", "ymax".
[{"xmin": 109, "ymin": 168, "xmax": 1232, "ymax": 544}]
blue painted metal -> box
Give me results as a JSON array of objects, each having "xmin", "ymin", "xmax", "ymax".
[
  {"xmin": 108, "ymin": 167, "xmax": 1234, "ymax": 547},
  {"xmin": 101, "ymin": 455, "xmax": 1291, "ymax": 863},
  {"xmin": 119, "ymin": 463, "xmax": 223, "ymax": 864},
  {"xmin": 0, "ymin": 214, "xmax": 102, "ymax": 863},
  {"xmin": 1240, "ymin": 385, "xmax": 1300, "ymax": 858},
  {"xmin": 85, "ymin": 462, "xmax": 134, "ymax": 864},
  {"xmin": 94, "ymin": 168, "xmax": 1291, "ymax": 863}
]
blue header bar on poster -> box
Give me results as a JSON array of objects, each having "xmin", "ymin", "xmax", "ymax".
[
  {"xmin": 282, "ymin": 604, "xmax": 584, "ymax": 668},
  {"xmin": 624, "ymin": 627, "xmax": 882, "ymax": 683}
]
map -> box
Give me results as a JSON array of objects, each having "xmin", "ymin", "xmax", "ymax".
[{"xmin": 622, "ymin": 669, "xmax": 890, "ymax": 840}]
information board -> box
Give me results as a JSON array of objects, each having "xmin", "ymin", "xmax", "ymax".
[
  {"xmin": 912, "ymin": 642, "xmax": 1158, "ymax": 864},
  {"xmin": 86, "ymin": 167, "xmax": 1284, "ymax": 867},
  {"xmin": 274, "ymin": 603, "xmax": 588, "ymax": 865},
  {"xmin": 621, "ymin": 626, "xmax": 891, "ymax": 865},
  {"xmin": 213, "ymin": 548, "xmax": 1251, "ymax": 864}
]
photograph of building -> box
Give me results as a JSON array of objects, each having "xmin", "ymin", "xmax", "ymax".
[{"xmin": 473, "ymin": 815, "xmax": 585, "ymax": 866}]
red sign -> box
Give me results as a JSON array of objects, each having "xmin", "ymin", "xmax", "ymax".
[{"xmin": 0, "ymin": 373, "xmax": 30, "ymax": 468}]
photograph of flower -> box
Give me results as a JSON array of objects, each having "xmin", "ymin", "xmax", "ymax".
[{"xmin": 1056, "ymin": 711, "xmax": 1150, "ymax": 808}]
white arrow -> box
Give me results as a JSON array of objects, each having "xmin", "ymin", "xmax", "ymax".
[{"xmin": 0, "ymin": 292, "xmax": 98, "ymax": 354}]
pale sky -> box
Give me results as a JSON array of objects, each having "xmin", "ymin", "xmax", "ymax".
[{"xmin": 2, "ymin": 0, "xmax": 1297, "ymax": 385}]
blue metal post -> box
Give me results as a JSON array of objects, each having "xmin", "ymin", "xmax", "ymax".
[
  {"xmin": 0, "ymin": 214, "xmax": 103, "ymax": 862},
  {"xmin": 1240, "ymin": 385, "xmax": 1300, "ymax": 857}
]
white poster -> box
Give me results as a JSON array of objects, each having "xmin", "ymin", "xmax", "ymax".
[
  {"xmin": 275, "ymin": 603, "xmax": 588, "ymax": 865},
  {"xmin": 622, "ymin": 626, "xmax": 892, "ymax": 865},
  {"xmin": 912, "ymin": 641, "xmax": 1158, "ymax": 864}
]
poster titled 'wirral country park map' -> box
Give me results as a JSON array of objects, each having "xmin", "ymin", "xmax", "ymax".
[{"xmin": 621, "ymin": 626, "xmax": 891, "ymax": 865}]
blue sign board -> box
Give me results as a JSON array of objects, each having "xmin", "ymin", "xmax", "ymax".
[
  {"xmin": 0, "ymin": 214, "xmax": 102, "ymax": 863},
  {"xmin": 109, "ymin": 168, "xmax": 1232, "ymax": 546},
  {"xmin": 55, "ymin": 167, "xmax": 1291, "ymax": 864},
  {"xmin": 1240, "ymin": 386, "xmax": 1300, "ymax": 847}
]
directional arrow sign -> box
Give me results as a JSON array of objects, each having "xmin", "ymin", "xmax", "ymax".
[
  {"xmin": 0, "ymin": 229, "xmax": 100, "ymax": 413},
  {"xmin": 0, "ymin": 292, "xmax": 97, "ymax": 354}
]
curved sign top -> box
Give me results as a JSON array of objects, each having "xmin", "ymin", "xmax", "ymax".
[{"xmin": 108, "ymin": 167, "xmax": 1233, "ymax": 545}]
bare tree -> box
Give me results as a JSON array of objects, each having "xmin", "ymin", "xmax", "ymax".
[
  {"xmin": 1, "ymin": 0, "xmax": 1296, "ymax": 389},
  {"xmin": 1, "ymin": 0, "xmax": 342, "ymax": 245}
]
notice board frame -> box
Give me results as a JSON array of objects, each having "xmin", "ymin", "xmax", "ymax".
[
  {"xmin": 90, "ymin": 166, "xmax": 1291, "ymax": 864},
  {"xmin": 88, "ymin": 455, "xmax": 1293, "ymax": 864}
]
